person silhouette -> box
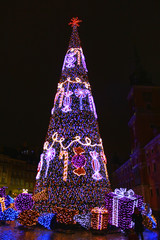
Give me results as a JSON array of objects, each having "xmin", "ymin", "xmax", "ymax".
[{"xmin": 132, "ymin": 207, "xmax": 144, "ymax": 240}]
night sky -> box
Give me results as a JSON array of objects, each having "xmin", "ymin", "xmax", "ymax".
[{"xmin": 1, "ymin": 1, "xmax": 160, "ymax": 162}]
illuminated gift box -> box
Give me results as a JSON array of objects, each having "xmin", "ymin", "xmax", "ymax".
[
  {"xmin": 91, "ymin": 207, "xmax": 109, "ymax": 230},
  {"xmin": 0, "ymin": 187, "xmax": 7, "ymax": 198},
  {"xmin": 105, "ymin": 188, "xmax": 143, "ymax": 229},
  {"xmin": 52, "ymin": 206, "xmax": 79, "ymax": 224}
]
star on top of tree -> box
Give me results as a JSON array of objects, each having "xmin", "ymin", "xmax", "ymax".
[{"xmin": 68, "ymin": 17, "xmax": 82, "ymax": 27}]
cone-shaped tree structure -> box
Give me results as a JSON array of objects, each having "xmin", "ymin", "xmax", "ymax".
[{"xmin": 34, "ymin": 18, "xmax": 111, "ymax": 213}]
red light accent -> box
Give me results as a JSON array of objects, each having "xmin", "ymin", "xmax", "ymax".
[{"xmin": 69, "ymin": 17, "xmax": 82, "ymax": 27}]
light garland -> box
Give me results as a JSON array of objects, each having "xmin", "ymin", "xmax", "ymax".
[
  {"xmin": 58, "ymin": 77, "xmax": 90, "ymax": 90},
  {"xmin": 43, "ymin": 132, "xmax": 103, "ymax": 151}
]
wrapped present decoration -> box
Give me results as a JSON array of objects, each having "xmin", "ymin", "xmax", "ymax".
[
  {"xmin": 91, "ymin": 207, "xmax": 109, "ymax": 230},
  {"xmin": 52, "ymin": 206, "xmax": 79, "ymax": 224},
  {"xmin": 105, "ymin": 188, "xmax": 143, "ymax": 229},
  {"xmin": 0, "ymin": 197, "xmax": 6, "ymax": 212}
]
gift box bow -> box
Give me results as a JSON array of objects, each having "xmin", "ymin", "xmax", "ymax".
[{"xmin": 113, "ymin": 188, "xmax": 136, "ymax": 200}]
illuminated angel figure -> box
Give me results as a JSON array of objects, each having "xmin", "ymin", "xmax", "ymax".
[
  {"xmin": 90, "ymin": 151, "xmax": 102, "ymax": 180},
  {"xmin": 45, "ymin": 148, "xmax": 56, "ymax": 178},
  {"xmin": 62, "ymin": 90, "xmax": 73, "ymax": 113},
  {"xmin": 74, "ymin": 88, "xmax": 87, "ymax": 110}
]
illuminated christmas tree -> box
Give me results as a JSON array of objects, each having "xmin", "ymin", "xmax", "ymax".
[{"xmin": 34, "ymin": 18, "xmax": 111, "ymax": 213}]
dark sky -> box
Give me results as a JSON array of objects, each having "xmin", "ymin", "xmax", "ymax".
[{"xmin": 1, "ymin": 1, "xmax": 160, "ymax": 162}]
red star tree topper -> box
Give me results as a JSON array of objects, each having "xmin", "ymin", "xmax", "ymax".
[{"xmin": 68, "ymin": 17, "xmax": 82, "ymax": 27}]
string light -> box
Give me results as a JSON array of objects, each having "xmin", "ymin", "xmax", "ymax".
[
  {"xmin": 3, "ymin": 208, "xmax": 18, "ymax": 221},
  {"xmin": 73, "ymin": 213, "xmax": 91, "ymax": 229},
  {"xmin": 45, "ymin": 148, "xmax": 56, "ymax": 178},
  {"xmin": 52, "ymin": 206, "xmax": 79, "ymax": 224},
  {"xmin": 36, "ymin": 154, "xmax": 44, "ymax": 180},
  {"xmin": 32, "ymin": 189, "xmax": 48, "ymax": 202},
  {"xmin": 90, "ymin": 151, "xmax": 102, "ymax": 180},
  {"xmin": 34, "ymin": 18, "xmax": 111, "ymax": 214},
  {"xmin": 91, "ymin": 207, "xmax": 109, "ymax": 230},
  {"xmin": 18, "ymin": 210, "xmax": 39, "ymax": 226},
  {"xmin": 105, "ymin": 188, "xmax": 143, "ymax": 229},
  {"xmin": 15, "ymin": 193, "xmax": 34, "ymax": 212},
  {"xmin": 38, "ymin": 213, "xmax": 56, "ymax": 229},
  {"xmin": 59, "ymin": 151, "xmax": 69, "ymax": 181}
]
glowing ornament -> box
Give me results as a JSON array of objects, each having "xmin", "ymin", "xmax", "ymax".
[
  {"xmin": 45, "ymin": 148, "xmax": 56, "ymax": 178},
  {"xmin": 90, "ymin": 151, "xmax": 102, "ymax": 180},
  {"xmin": 74, "ymin": 88, "xmax": 87, "ymax": 110},
  {"xmin": 72, "ymin": 147, "xmax": 86, "ymax": 176},
  {"xmin": 36, "ymin": 153, "xmax": 44, "ymax": 180},
  {"xmin": 15, "ymin": 193, "xmax": 34, "ymax": 212},
  {"xmin": 59, "ymin": 151, "xmax": 69, "ymax": 181}
]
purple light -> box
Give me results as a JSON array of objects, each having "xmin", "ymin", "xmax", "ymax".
[
  {"xmin": 105, "ymin": 188, "xmax": 143, "ymax": 229},
  {"xmin": 15, "ymin": 193, "xmax": 34, "ymax": 212},
  {"xmin": 72, "ymin": 154, "xmax": 86, "ymax": 168},
  {"xmin": 45, "ymin": 148, "xmax": 56, "ymax": 162}
]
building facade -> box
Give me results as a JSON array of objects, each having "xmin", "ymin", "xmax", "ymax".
[
  {"xmin": 0, "ymin": 154, "xmax": 37, "ymax": 196},
  {"xmin": 111, "ymin": 84, "xmax": 160, "ymax": 213}
]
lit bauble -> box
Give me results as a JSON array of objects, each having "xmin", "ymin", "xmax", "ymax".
[{"xmin": 15, "ymin": 193, "xmax": 34, "ymax": 212}]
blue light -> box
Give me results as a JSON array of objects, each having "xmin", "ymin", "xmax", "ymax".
[
  {"xmin": 38, "ymin": 213, "xmax": 56, "ymax": 230},
  {"xmin": 3, "ymin": 208, "xmax": 18, "ymax": 221}
]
